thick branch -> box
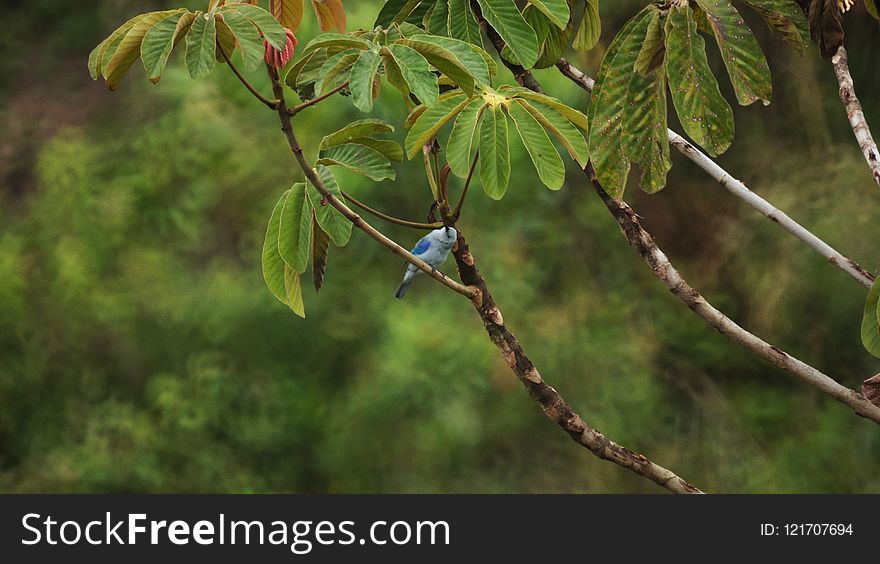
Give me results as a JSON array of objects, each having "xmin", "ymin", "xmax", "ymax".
[
  {"xmin": 556, "ymin": 59, "xmax": 875, "ymax": 289},
  {"xmin": 256, "ymin": 62, "xmax": 701, "ymax": 494},
  {"xmin": 266, "ymin": 66, "xmax": 477, "ymax": 300},
  {"xmin": 453, "ymin": 232, "xmax": 701, "ymax": 493},
  {"xmin": 831, "ymin": 46, "xmax": 880, "ymax": 186},
  {"xmin": 476, "ymin": 19, "xmax": 880, "ymax": 422}
]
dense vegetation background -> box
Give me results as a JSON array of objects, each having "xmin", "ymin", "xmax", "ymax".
[{"xmin": 1, "ymin": 0, "xmax": 879, "ymax": 492}]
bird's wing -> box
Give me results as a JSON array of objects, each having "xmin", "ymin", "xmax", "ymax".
[{"xmin": 412, "ymin": 237, "xmax": 432, "ymax": 255}]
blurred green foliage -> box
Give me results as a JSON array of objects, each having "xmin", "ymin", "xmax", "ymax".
[{"xmin": 2, "ymin": 1, "xmax": 880, "ymax": 492}]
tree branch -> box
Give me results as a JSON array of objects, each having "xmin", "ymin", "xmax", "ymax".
[
  {"xmin": 265, "ymin": 65, "xmax": 477, "ymax": 300},
  {"xmin": 217, "ymin": 43, "xmax": 279, "ymax": 110},
  {"xmin": 289, "ymin": 81, "xmax": 349, "ymax": 115},
  {"xmin": 340, "ymin": 190, "xmax": 444, "ymax": 230},
  {"xmin": 831, "ymin": 46, "xmax": 880, "ymax": 186},
  {"xmin": 475, "ymin": 18, "xmax": 880, "ymax": 423},
  {"xmin": 452, "ymin": 232, "xmax": 701, "ymax": 493},
  {"xmin": 556, "ymin": 58, "xmax": 875, "ymax": 289}
]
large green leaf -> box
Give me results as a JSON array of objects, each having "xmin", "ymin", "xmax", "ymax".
[
  {"xmin": 315, "ymin": 49, "xmax": 360, "ymax": 94},
  {"xmin": 221, "ymin": 3, "xmax": 287, "ymax": 50},
  {"xmin": 220, "ymin": 9, "xmax": 264, "ymax": 70},
  {"xmin": 185, "ymin": 12, "xmax": 218, "ymax": 79},
  {"xmin": 507, "ymin": 100, "xmax": 565, "ymax": 190},
  {"xmin": 90, "ymin": 14, "xmax": 149, "ymax": 80},
  {"xmin": 534, "ymin": 8, "xmax": 572, "ymax": 68},
  {"xmin": 320, "ymin": 119, "xmax": 396, "ymax": 150},
  {"xmin": 695, "ymin": 0, "xmax": 771, "ymax": 106},
  {"xmin": 574, "ymin": 0, "xmax": 601, "ymax": 51},
  {"xmin": 308, "ymin": 165, "xmax": 353, "ymax": 247},
  {"xmin": 349, "ymin": 49, "xmax": 383, "ymax": 112},
  {"xmin": 475, "ymin": 0, "xmax": 539, "ymax": 68},
  {"xmin": 302, "ymin": 33, "xmax": 371, "ymax": 55},
  {"xmin": 446, "ymin": 97, "xmax": 486, "ymax": 177},
  {"xmin": 311, "ymin": 216, "xmax": 331, "ymax": 293},
  {"xmin": 526, "ymin": 0, "xmax": 569, "ymax": 29},
  {"xmin": 215, "ymin": 16, "xmax": 236, "ymax": 63},
  {"xmin": 355, "ymin": 138, "xmax": 404, "ymax": 162},
  {"xmin": 104, "ymin": 10, "xmax": 182, "ymax": 89},
  {"xmin": 501, "ymin": 87, "xmax": 588, "ymax": 129},
  {"xmin": 479, "ymin": 104, "xmax": 511, "ymax": 199},
  {"xmin": 317, "ymin": 143, "xmax": 397, "ymax": 181},
  {"xmin": 425, "ymin": 0, "xmax": 449, "ymax": 33},
  {"xmin": 395, "ymin": 36, "xmax": 480, "ymax": 94},
  {"xmin": 743, "ymin": 0, "xmax": 810, "ymax": 52},
  {"xmin": 141, "ymin": 11, "xmax": 195, "ymax": 83},
  {"xmin": 624, "ymin": 58, "xmax": 671, "ymax": 193},
  {"xmin": 665, "ymin": 5, "xmax": 734, "ymax": 157},
  {"xmin": 862, "ymin": 278, "xmax": 880, "ymax": 358},
  {"xmin": 383, "ymin": 44, "xmax": 439, "ymax": 106},
  {"xmin": 375, "ymin": 0, "xmax": 423, "ymax": 27},
  {"xmin": 405, "ymin": 90, "xmax": 472, "ymax": 158},
  {"xmin": 408, "ymin": 34, "xmax": 492, "ymax": 86},
  {"xmin": 587, "ymin": 8, "xmax": 654, "ymax": 198},
  {"xmin": 634, "ymin": 8, "xmax": 665, "ymax": 75},
  {"xmin": 262, "ymin": 189, "xmax": 292, "ymax": 304},
  {"xmin": 279, "ymin": 183, "xmax": 313, "ymax": 275},
  {"xmin": 448, "ymin": 0, "xmax": 483, "ymax": 46},
  {"xmin": 514, "ymin": 98, "xmax": 588, "ymax": 166}
]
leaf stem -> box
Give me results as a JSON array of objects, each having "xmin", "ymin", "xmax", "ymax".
[
  {"xmin": 217, "ymin": 42, "xmax": 279, "ymax": 110},
  {"xmin": 340, "ymin": 191, "xmax": 444, "ymax": 230},
  {"xmin": 289, "ymin": 81, "xmax": 350, "ymax": 115}
]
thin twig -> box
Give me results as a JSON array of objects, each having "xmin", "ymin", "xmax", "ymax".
[
  {"xmin": 556, "ymin": 58, "xmax": 875, "ymax": 289},
  {"xmin": 452, "ymin": 150, "xmax": 479, "ymax": 221},
  {"xmin": 265, "ymin": 65, "xmax": 476, "ymax": 299},
  {"xmin": 289, "ymin": 81, "xmax": 349, "ymax": 115},
  {"xmin": 476, "ymin": 16, "xmax": 880, "ymax": 423},
  {"xmin": 831, "ymin": 46, "xmax": 880, "ymax": 186},
  {"xmin": 217, "ymin": 42, "xmax": 279, "ymax": 110},
  {"xmin": 341, "ymin": 190, "xmax": 444, "ymax": 230}
]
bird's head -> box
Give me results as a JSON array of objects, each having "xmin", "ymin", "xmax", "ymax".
[{"xmin": 441, "ymin": 226, "xmax": 458, "ymax": 244}]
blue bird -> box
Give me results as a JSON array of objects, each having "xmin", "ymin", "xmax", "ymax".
[{"xmin": 394, "ymin": 226, "xmax": 458, "ymax": 299}]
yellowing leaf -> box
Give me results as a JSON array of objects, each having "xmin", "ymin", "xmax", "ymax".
[
  {"xmin": 312, "ymin": 0, "xmax": 346, "ymax": 33},
  {"xmin": 272, "ymin": 0, "xmax": 305, "ymax": 32}
]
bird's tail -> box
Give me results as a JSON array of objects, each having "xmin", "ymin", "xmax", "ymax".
[{"xmin": 394, "ymin": 270, "xmax": 417, "ymax": 299}]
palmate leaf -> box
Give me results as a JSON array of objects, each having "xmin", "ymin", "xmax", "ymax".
[
  {"xmin": 861, "ymin": 278, "xmax": 880, "ymax": 358},
  {"xmin": 425, "ymin": 0, "xmax": 450, "ymax": 33},
  {"xmin": 574, "ymin": 0, "xmax": 601, "ymax": 51},
  {"xmin": 446, "ymin": 97, "xmax": 485, "ymax": 177},
  {"xmin": 141, "ymin": 11, "xmax": 196, "ymax": 83},
  {"xmin": 526, "ymin": 0, "xmax": 570, "ymax": 29},
  {"xmin": 448, "ymin": 0, "xmax": 483, "ymax": 46},
  {"xmin": 695, "ymin": 0, "xmax": 771, "ymax": 106},
  {"xmin": 634, "ymin": 9, "xmax": 665, "ymax": 75},
  {"xmin": 396, "ymin": 35, "xmax": 486, "ymax": 94},
  {"xmin": 500, "ymin": 87, "xmax": 588, "ymax": 129},
  {"xmin": 317, "ymin": 143, "xmax": 397, "ymax": 181},
  {"xmin": 284, "ymin": 265, "xmax": 306, "ymax": 317},
  {"xmin": 104, "ymin": 10, "xmax": 184, "ymax": 89},
  {"xmin": 405, "ymin": 90, "xmax": 473, "ymax": 158},
  {"xmin": 356, "ymin": 138, "xmax": 405, "ymax": 162},
  {"xmin": 742, "ymin": 0, "xmax": 810, "ymax": 51},
  {"xmin": 90, "ymin": 13, "xmax": 148, "ymax": 80},
  {"xmin": 314, "ymin": 49, "xmax": 360, "ymax": 94},
  {"xmin": 279, "ymin": 183, "xmax": 313, "ymax": 275},
  {"xmin": 301, "ymin": 33, "xmax": 371, "ymax": 55},
  {"xmin": 215, "ymin": 15, "xmax": 237, "ymax": 62},
  {"xmin": 350, "ymin": 49, "xmax": 383, "ymax": 112},
  {"xmin": 535, "ymin": 8, "xmax": 573, "ymax": 68},
  {"xmin": 502, "ymin": 5, "xmax": 547, "ymax": 65},
  {"xmin": 475, "ymin": 0, "xmax": 539, "ymax": 68},
  {"xmin": 185, "ymin": 12, "xmax": 218, "ymax": 79},
  {"xmin": 588, "ymin": 7, "xmax": 654, "ymax": 198},
  {"xmin": 309, "ymin": 165, "xmax": 353, "ymax": 247},
  {"xmin": 665, "ymin": 5, "xmax": 734, "ymax": 157},
  {"xmin": 506, "ymin": 101, "xmax": 565, "ymax": 190},
  {"xmin": 479, "ymin": 104, "xmax": 511, "ymax": 200}
]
